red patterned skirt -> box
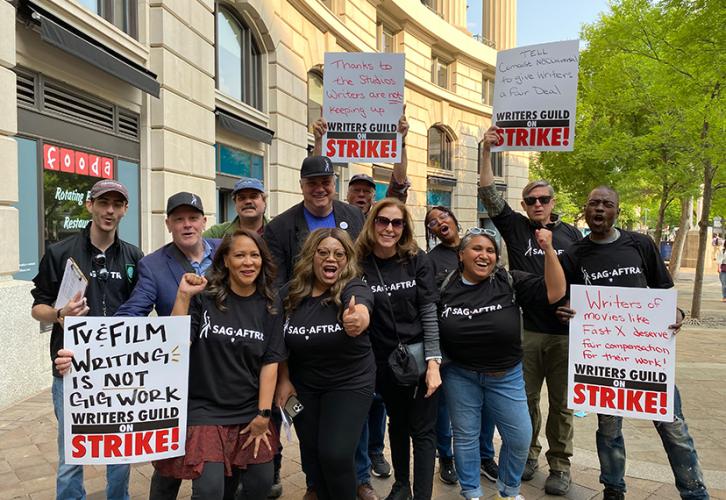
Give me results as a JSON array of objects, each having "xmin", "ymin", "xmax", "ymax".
[{"xmin": 153, "ymin": 421, "xmax": 279, "ymax": 480}]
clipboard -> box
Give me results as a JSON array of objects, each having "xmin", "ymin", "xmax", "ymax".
[{"xmin": 55, "ymin": 258, "xmax": 88, "ymax": 309}]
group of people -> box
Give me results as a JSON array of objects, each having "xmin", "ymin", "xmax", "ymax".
[{"xmin": 31, "ymin": 120, "xmax": 711, "ymax": 500}]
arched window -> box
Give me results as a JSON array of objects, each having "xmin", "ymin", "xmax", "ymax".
[
  {"xmin": 308, "ymin": 70, "xmax": 323, "ymax": 128},
  {"xmin": 216, "ymin": 6, "xmax": 262, "ymax": 110},
  {"xmin": 428, "ymin": 126, "xmax": 452, "ymax": 170}
]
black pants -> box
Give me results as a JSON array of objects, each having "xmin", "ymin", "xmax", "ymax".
[
  {"xmin": 378, "ymin": 366, "xmax": 439, "ymax": 500},
  {"xmin": 294, "ymin": 389, "xmax": 373, "ymax": 500},
  {"xmin": 149, "ymin": 461, "xmax": 273, "ymax": 500}
]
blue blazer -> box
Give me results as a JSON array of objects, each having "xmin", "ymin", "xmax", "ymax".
[{"xmin": 116, "ymin": 239, "xmax": 221, "ymax": 317}]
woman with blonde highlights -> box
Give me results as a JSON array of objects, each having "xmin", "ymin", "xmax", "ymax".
[
  {"xmin": 356, "ymin": 198, "xmax": 442, "ymax": 500},
  {"xmin": 276, "ymin": 228, "xmax": 375, "ymax": 500}
]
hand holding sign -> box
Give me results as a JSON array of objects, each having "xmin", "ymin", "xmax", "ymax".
[
  {"xmin": 55, "ymin": 348, "xmax": 75, "ymax": 376},
  {"xmin": 481, "ymin": 126, "xmax": 500, "ymax": 150},
  {"xmin": 342, "ymin": 295, "xmax": 369, "ymax": 337},
  {"xmin": 313, "ymin": 117, "xmax": 328, "ymax": 141},
  {"xmin": 398, "ymin": 105, "xmax": 409, "ymax": 138}
]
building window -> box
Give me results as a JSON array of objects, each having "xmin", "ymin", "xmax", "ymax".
[
  {"xmin": 77, "ymin": 0, "xmax": 138, "ymax": 38},
  {"xmin": 377, "ymin": 24, "xmax": 395, "ymax": 53},
  {"xmin": 428, "ymin": 126, "xmax": 452, "ymax": 170},
  {"xmin": 215, "ymin": 144, "xmax": 264, "ymax": 223},
  {"xmin": 216, "ymin": 6, "xmax": 263, "ymax": 110},
  {"xmin": 482, "ymin": 75, "xmax": 494, "ymax": 105},
  {"xmin": 308, "ymin": 70, "xmax": 323, "ymax": 129},
  {"xmin": 431, "ymin": 56, "xmax": 449, "ymax": 88},
  {"xmin": 478, "ymin": 142, "xmax": 504, "ymax": 178},
  {"xmin": 421, "ymin": 0, "xmax": 442, "ymax": 16}
]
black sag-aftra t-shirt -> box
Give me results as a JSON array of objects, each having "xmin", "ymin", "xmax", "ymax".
[
  {"xmin": 561, "ymin": 229, "xmax": 673, "ymax": 290},
  {"xmin": 187, "ymin": 291, "xmax": 285, "ymax": 426},
  {"xmin": 361, "ymin": 250, "xmax": 439, "ymax": 363},
  {"xmin": 283, "ymin": 279, "xmax": 375, "ymax": 393},
  {"xmin": 428, "ymin": 243, "xmax": 459, "ymax": 287},
  {"xmin": 438, "ymin": 268, "xmax": 550, "ymax": 372},
  {"xmin": 491, "ymin": 204, "xmax": 582, "ymax": 334}
]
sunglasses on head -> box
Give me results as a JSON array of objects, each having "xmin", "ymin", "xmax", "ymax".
[
  {"xmin": 523, "ymin": 195, "xmax": 552, "ymax": 206},
  {"xmin": 465, "ymin": 227, "xmax": 498, "ymax": 238},
  {"xmin": 374, "ymin": 216, "xmax": 405, "ymax": 229},
  {"xmin": 93, "ymin": 253, "xmax": 109, "ymax": 282}
]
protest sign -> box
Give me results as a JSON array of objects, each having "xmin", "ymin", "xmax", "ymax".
[
  {"xmin": 568, "ymin": 285, "xmax": 676, "ymax": 421},
  {"xmin": 323, "ymin": 52, "xmax": 405, "ymax": 163},
  {"xmin": 492, "ymin": 40, "xmax": 579, "ymax": 152},
  {"xmin": 63, "ymin": 316, "xmax": 190, "ymax": 464}
]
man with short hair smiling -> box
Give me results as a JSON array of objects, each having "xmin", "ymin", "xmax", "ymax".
[
  {"xmin": 205, "ymin": 177, "xmax": 267, "ymax": 237},
  {"xmin": 558, "ymin": 186, "xmax": 708, "ymax": 500},
  {"xmin": 478, "ymin": 126, "xmax": 581, "ymax": 495},
  {"xmin": 264, "ymin": 155, "xmax": 365, "ymax": 286},
  {"xmin": 31, "ymin": 179, "xmax": 143, "ymax": 500}
]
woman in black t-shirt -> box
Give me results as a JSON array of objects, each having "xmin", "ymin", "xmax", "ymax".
[
  {"xmin": 150, "ymin": 229, "xmax": 285, "ymax": 500},
  {"xmin": 356, "ymin": 198, "xmax": 442, "ymax": 500},
  {"xmin": 275, "ymin": 228, "xmax": 375, "ymax": 500},
  {"xmin": 438, "ymin": 229, "xmax": 565, "ymax": 500}
]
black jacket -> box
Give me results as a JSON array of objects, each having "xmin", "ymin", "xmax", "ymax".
[
  {"xmin": 31, "ymin": 224, "xmax": 143, "ymax": 377},
  {"xmin": 264, "ymin": 200, "xmax": 365, "ymax": 286}
]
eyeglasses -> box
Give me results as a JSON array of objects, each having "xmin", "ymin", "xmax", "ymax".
[
  {"xmin": 523, "ymin": 195, "xmax": 553, "ymax": 206},
  {"xmin": 426, "ymin": 212, "xmax": 452, "ymax": 229},
  {"xmin": 465, "ymin": 227, "xmax": 498, "ymax": 238},
  {"xmin": 374, "ymin": 216, "xmax": 405, "ymax": 229},
  {"xmin": 93, "ymin": 253, "xmax": 109, "ymax": 282},
  {"xmin": 316, "ymin": 248, "xmax": 347, "ymax": 261}
]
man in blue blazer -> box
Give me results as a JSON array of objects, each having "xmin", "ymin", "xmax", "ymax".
[{"xmin": 116, "ymin": 191, "xmax": 220, "ymax": 317}]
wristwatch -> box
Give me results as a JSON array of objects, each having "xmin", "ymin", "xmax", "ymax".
[{"xmin": 257, "ymin": 408, "xmax": 272, "ymax": 418}]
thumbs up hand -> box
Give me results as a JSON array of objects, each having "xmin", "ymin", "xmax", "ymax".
[{"xmin": 342, "ymin": 296, "xmax": 369, "ymax": 337}]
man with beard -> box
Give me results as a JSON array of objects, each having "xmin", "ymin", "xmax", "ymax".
[
  {"xmin": 205, "ymin": 177, "xmax": 267, "ymax": 237},
  {"xmin": 558, "ymin": 186, "xmax": 708, "ymax": 500},
  {"xmin": 478, "ymin": 126, "xmax": 581, "ymax": 495}
]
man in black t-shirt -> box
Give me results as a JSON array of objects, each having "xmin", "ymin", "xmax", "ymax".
[
  {"xmin": 560, "ymin": 186, "xmax": 708, "ymax": 500},
  {"xmin": 478, "ymin": 127, "xmax": 581, "ymax": 495}
]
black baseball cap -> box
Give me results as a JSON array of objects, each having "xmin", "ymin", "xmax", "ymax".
[
  {"xmin": 301, "ymin": 156, "xmax": 335, "ymax": 178},
  {"xmin": 166, "ymin": 192, "xmax": 204, "ymax": 215},
  {"xmin": 349, "ymin": 173, "xmax": 376, "ymax": 188}
]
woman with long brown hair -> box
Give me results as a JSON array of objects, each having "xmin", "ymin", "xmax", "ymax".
[
  {"xmin": 356, "ymin": 198, "xmax": 442, "ymax": 500},
  {"xmin": 149, "ymin": 228, "xmax": 284, "ymax": 499},
  {"xmin": 275, "ymin": 228, "xmax": 375, "ymax": 500}
]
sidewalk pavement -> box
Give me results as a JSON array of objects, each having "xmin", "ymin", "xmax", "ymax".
[{"xmin": 1, "ymin": 269, "xmax": 725, "ymax": 500}]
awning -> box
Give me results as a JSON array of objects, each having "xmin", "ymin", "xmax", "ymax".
[
  {"xmin": 31, "ymin": 6, "xmax": 160, "ymax": 97},
  {"xmin": 216, "ymin": 109, "xmax": 275, "ymax": 144}
]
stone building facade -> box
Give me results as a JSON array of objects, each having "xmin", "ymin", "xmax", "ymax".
[{"xmin": 0, "ymin": 0, "xmax": 527, "ymax": 408}]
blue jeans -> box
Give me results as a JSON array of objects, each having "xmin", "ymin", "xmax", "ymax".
[
  {"xmin": 443, "ymin": 363, "xmax": 531, "ymax": 499},
  {"xmin": 436, "ymin": 385, "xmax": 496, "ymax": 460},
  {"xmin": 719, "ymin": 271, "xmax": 726, "ymax": 299},
  {"xmin": 597, "ymin": 386, "xmax": 708, "ymax": 499},
  {"xmin": 354, "ymin": 393, "xmax": 386, "ymax": 484},
  {"xmin": 52, "ymin": 377, "xmax": 130, "ymax": 500}
]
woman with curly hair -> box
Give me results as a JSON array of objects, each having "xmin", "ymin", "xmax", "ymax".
[
  {"xmin": 275, "ymin": 228, "xmax": 375, "ymax": 500},
  {"xmin": 149, "ymin": 228, "xmax": 285, "ymax": 499},
  {"xmin": 356, "ymin": 198, "xmax": 442, "ymax": 500}
]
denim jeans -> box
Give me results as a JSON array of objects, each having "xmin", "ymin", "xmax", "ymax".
[
  {"xmin": 355, "ymin": 393, "xmax": 387, "ymax": 484},
  {"xmin": 596, "ymin": 386, "xmax": 709, "ymax": 499},
  {"xmin": 719, "ymin": 271, "xmax": 726, "ymax": 299},
  {"xmin": 52, "ymin": 376, "xmax": 130, "ymax": 500},
  {"xmin": 442, "ymin": 363, "xmax": 531, "ymax": 499},
  {"xmin": 436, "ymin": 385, "xmax": 496, "ymax": 461}
]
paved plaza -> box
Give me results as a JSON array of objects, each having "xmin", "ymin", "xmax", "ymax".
[{"xmin": 1, "ymin": 269, "xmax": 725, "ymax": 499}]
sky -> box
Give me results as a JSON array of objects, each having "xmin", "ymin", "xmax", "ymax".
[{"xmin": 466, "ymin": 0, "xmax": 611, "ymax": 47}]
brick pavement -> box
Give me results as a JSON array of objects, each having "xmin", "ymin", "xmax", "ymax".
[{"xmin": 1, "ymin": 269, "xmax": 725, "ymax": 500}]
